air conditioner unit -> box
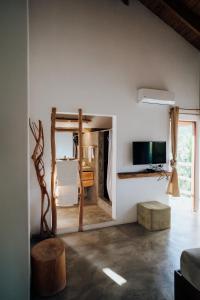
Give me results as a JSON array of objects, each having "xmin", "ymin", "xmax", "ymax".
[{"xmin": 138, "ymin": 88, "xmax": 175, "ymax": 105}]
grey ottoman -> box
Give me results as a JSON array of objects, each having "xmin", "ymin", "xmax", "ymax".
[
  {"xmin": 181, "ymin": 248, "xmax": 200, "ymax": 292},
  {"xmin": 137, "ymin": 201, "xmax": 171, "ymax": 231}
]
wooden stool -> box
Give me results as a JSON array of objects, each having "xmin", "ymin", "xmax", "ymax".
[{"xmin": 31, "ymin": 238, "xmax": 66, "ymax": 297}]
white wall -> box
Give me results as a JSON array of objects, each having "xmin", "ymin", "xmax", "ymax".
[
  {"xmin": 0, "ymin": 1, "xmax": 29, "ymax": 299},
  {"xmin": 29, "ymin": 0, "xmax": 200, "ymax": 233}
]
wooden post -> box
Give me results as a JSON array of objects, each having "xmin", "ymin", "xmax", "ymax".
[
  {"xmin": 78, "ymin": 108, "xmax": 84, "ymax": 232},
  {"xmin": 51, "ymin": 107, "xmax": 57, "ymax": 235}
]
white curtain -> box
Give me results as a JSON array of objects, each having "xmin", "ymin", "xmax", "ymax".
[{"xmin": 107, "ymin": 130, "xmax": 112, "ymax": 201}]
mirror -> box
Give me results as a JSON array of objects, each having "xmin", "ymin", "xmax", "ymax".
[{"xmin": 55, "ymin": 132, "xmax": 77, "ymax": 159}]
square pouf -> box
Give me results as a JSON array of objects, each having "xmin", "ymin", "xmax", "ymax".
[{"xmin": 137, "ymin": 201, "xmax": 171, "ymax": 231}]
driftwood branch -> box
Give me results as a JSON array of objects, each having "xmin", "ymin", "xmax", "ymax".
[{"xmin": 29, "ymin": 119, "xmax": 52, "ymax": 237}]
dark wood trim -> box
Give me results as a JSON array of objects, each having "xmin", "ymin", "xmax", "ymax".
[
  {"xmin": 78, "ymin": 109, "xmax": 84, "ymax": 232},
  {"xmin": 118, "ymin": 171, "xmax": 171, "ymax": 179},
  {"xmin": 192, "ymin": 121, "xmax": 196, "ymax": 211},
  {"xmin": 51, "ymin": 107, "xmax": 57, "ymax": 234}
]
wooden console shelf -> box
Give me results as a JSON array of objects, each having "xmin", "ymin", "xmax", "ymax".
[{"xmin": 118, "ymin": 171, "xmax": 171, "ymax": 179}]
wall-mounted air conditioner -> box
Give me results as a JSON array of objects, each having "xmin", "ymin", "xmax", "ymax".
[{"xmin": 138, "ymin": 88, "xmax": 175, "ymax": 105}]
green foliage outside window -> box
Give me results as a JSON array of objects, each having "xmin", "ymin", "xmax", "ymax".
[{"xmin": 177, "ymin": 124, "xmax": 193, "ymax": 196}]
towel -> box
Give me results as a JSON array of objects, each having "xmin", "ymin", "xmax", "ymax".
[
  {"xmin": 88, "ymin": 146, "xmax": 95, "ymax": 163},
  {"xmin": 56, "ymin": 185, "xmax": 78, "ymax": 206},
  {"xmin": 56, "ymin": 160, "xmax": 79, "ymax": 186},
  {"xmin": 56, "ymin": 160, "xmax": 79, "ymax": 206}
]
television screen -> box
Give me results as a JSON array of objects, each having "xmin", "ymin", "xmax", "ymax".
[
  {"xmin": 152, "ymin": 142, "xmax": 166, "ymax": 164},
  {"xmin": 132, "ymin": 141, "xmax": 166, "ymax": 165}
]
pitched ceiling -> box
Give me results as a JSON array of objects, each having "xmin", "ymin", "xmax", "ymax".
[{"xmin": 122, "ymin": 0, "xmax": 200, "ymax": 51}]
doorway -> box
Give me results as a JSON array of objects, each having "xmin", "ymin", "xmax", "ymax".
[
  {"xmin": 176, "ymin": 121, "xmax": 196, "ymax": 210},
  {"xmin": 53, "ymin": 112, "xmax": 116, "ymax": 233}
]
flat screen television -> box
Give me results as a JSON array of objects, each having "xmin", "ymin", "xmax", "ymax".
[{"xmin": 132, "ymin": 141, "xmax": 166, "ymax": 165}]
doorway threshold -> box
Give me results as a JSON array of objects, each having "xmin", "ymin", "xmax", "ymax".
[{"xmin": 57, "ymin": 220, "xmax": 117, "ymax": 235}]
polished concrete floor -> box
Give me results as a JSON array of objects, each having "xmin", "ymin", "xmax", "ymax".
[
  {"xmin": 57, "ymin": 204, "xmax": 112, "ymax": 229},
  {"xmin": 32, "ymin": 198, "xmax": 200, "ymax": 300}
]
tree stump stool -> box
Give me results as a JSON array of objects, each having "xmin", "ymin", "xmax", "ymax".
[{"xmin": 31, "ymin": 238, "xmax": 66, "ymax": 297}]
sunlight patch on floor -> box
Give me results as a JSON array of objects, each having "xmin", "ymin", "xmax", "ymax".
[{"xmin": 102, "ymin": 268, "xmax": 127, "ymax": 286}]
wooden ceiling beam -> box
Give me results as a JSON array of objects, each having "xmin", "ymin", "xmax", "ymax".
[
  {"xmin": 165, "ymin": 0, "xmax": 200, "ymax": 32},
  {"xmin": 178, "ymin": 0, "xmax": 200, "ymax": 16},
  {"xmin": 121, "ymin": 0, "xmax": 130, "ymax": 5},
  {"xmin": 138, "ymin": 0, "xmax": 200, "ymax": 50}
]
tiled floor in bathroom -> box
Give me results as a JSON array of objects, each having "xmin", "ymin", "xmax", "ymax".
[{"xmin": 57, "ymin": 204, "xmax": 112, "ymax": 229}]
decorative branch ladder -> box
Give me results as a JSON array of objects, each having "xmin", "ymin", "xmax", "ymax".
[{"xmin": 51, "ymin": 107, "xmax": 84, "ymax": 234}]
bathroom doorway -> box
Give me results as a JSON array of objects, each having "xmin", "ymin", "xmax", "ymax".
[{"xmin": 54, "ymin": 112, "xmax": 116, "ymax": 233}]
